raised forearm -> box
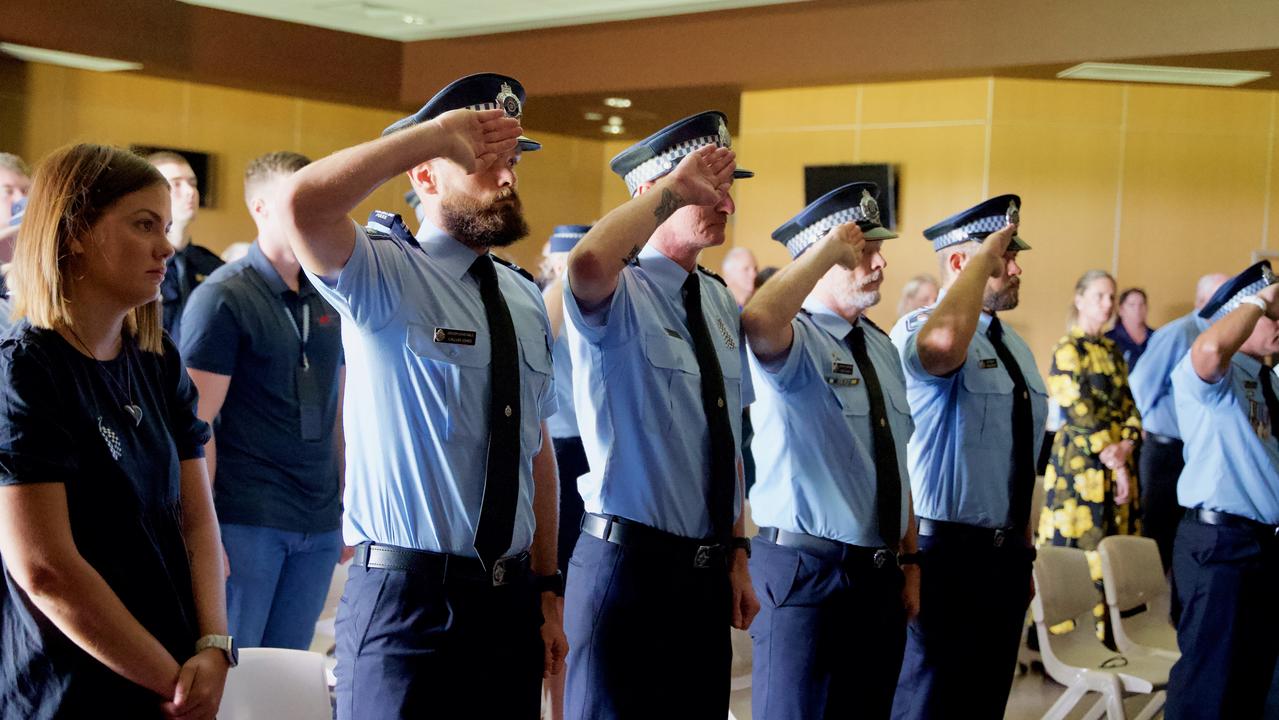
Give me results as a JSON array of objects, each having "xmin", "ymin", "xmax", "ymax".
[
  {"xmin": 1191, "ymin": 304, "xmax": 1262, "ymax": 382},
  {"xmin": 917, "ymin": 252, "xmax": 998, "ymax": 376},
  {"xmin": 742, "ymin": 241, "xmax": 838, "ymax": 361}
]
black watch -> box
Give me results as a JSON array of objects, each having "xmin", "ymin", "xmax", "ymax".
[
  {"xmin": 730, "ymin": 536, "xmax": 751, "ymax": 558},
  {"xmin": 897, "ymin": 552, "xmax": 922, "ymax": 566},
  {"xmin": 534, "ymin": 570, "xmax": 565, "ymax": 597}
]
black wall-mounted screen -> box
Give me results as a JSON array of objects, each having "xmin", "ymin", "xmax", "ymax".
[
  {"xmin": 804, "ymin": 163, "xmax": 898, "ymax": 230},
  {"xmin": 129, "ymin": 145, "xmax": 215, "ymax": 209}
]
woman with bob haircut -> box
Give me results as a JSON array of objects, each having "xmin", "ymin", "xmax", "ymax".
[{"xmin": 0, "ymin": 144, "xmax": 227, "ymax": 719}]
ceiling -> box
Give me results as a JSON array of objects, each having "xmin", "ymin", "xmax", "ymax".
[
  {"xmin": 523, "ymin": 85, "xmax": 742, "ymax": 141},
  {"xmin": 177, "ymin": 0, "xmax": 806, "ymax": 40}
]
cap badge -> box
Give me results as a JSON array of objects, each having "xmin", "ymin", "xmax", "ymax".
[
  {"xmin": 1006, "ymin": 199, "xmax": 1020, "ymax": 226},
  {"xmin": 717, "ymin": 120, "xmax": 731, "ymax": 149},
  {"xmin": 496, "ymin": 82, "xmax": 522, "ymax": 119},
  {"xmin": 860, "ymin": 189, "xmax": 881, "ymax": 225}
]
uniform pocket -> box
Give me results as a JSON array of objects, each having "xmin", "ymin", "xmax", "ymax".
[{"xmin": 406, "ymin": 322, "xmax": 491, "ymax": 440}]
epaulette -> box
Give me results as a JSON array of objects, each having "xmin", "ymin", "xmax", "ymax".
[
  {"xmin": 492, "ymin": 255, "xmax": 535, "ymax": 284},
  {"xmin": 366, "ymin": 210, "xmax": 421, "ymax": 250},
  {"xmin": 697, "ymin": 265, "xmax": 727, "ymax": 286},
  {"xmin": 903, "ymin": 304, "xmax": 935, "ymax": 333},
  {"xmin": 861, "ymin": 316, "xmax": 889, "ymax": 337}
]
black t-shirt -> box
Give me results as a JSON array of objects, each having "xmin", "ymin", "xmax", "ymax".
[
  {"xmin": 0, "ymin": 324, "xmax": 211, "ymax": 719},
  {"xmin": 162, "ymin": 243, "xmax": 224, "ymax": 345}
]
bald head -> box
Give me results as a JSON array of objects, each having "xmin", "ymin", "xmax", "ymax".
[
  {"xmin": 721, "ymin": 246, "xmax": 758, "ymax": 306},
  {"xmin": 1194, "ymin": 273, "xmax": 1229, "ymax": 310}
]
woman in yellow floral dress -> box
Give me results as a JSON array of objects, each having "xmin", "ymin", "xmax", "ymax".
[{"xmin": 1038, "ymin": 270, "xmax": 1142, "ymax": 640}]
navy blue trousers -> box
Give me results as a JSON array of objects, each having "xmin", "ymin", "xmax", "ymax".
[
  {"xmin": 1167, "ymin": 514, "xmax": 1279, "ymax": 719},
  {"xmin": 749, "ymin": 537, "xmax": 906, "ymax": 720},
  {"xmin": 553, "ymin": 436, "xmax": 589, "ymax": 577},
  {"xmin": 890, "ymin": 532, "xmax": 1032, "ymax": 720},
  {"xmin": 563, "ymin": 532, "xmax": 731, "ymax": 719},
  {"xmin": 334, "ymin": 563, "xmax": 545, "ymax": 720}
]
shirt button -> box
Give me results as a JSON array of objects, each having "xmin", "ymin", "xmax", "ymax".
[
  {"xmin": 504, "ymin": 405, "xmax": 513, "ymax": 417},
  {"xmin": 717, "ymin": 397, "xmax": 725, "ymax": 408},
  {"xmin": 879, "ymin": 417, "xmax": 887, "ymax": 427},
  {"xmin": 449, "ymin": 348, "xmax": 458, "ymax": 357},
  {"xmin": 1022, "ymin": 391, "xmax": 1029, "ymax": 400}
]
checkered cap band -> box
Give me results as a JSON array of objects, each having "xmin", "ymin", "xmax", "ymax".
[
  {"xmin": 784, "ymin": 206, "xmax": 874, "ymax": 257},
  {"xmin": 623, "ymin": 134, "xmax": 721, "ymax": 196},
  {"xmin": 1209, "ymin": 267, "xmax": 1279, "ymax": 323},
  {"xmin": 551, "ymin": 231, "xmax": 586, "ymax": 241},
  {"xmin": 931, "ymin": 214, "xmax": 1008, "ymax": 250}
]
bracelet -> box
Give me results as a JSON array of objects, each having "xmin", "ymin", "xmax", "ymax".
[{"xmin": 1239, "ymin": 296, "xmax": 1269, "ymax": 313}]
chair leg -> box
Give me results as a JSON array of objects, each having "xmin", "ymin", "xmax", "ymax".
[
  {"xmin": 1080, "ymin": 695, "xmax": 1108, "ymax": 720},
  {"xmin": 1131, "ymin": 690, "xmax": 1165, "ymax": 720},
  {"xmin": 1100, "ymin": 675, "xmax": 1126, "ymax": 720},
  {"xmin": 1043, "ymin": 682, "xmax": 1089, "ymax": 720}
]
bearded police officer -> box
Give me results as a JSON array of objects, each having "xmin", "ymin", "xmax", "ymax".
[
  {"xmin": 889, "ymin": 196, "xmax": 1048, "ymax": 720},
  {"xmin": 281, "ymin": 73, "xmax": 567, "ymax": 719},
  {"xmin": 741, "ymin": 183, "xmax": 919, "ymax": 719},
  {"xmin": 562, "ymin": 111, "xmax": 758, "ymax": 718},
  {"xmin": 1166, "ymin": 262, "xmax": 1279, "ymax": 719}
]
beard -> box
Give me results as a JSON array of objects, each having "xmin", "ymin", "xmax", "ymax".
[
  {"xmin": 984, "ymin": 279, "xmax": 1020, "ymax": 312},
  {"xmin": 843, "ymin": 269, "xmax": 883, "ymax": 311},
  {"xmin": 439, "ymin": 188, "xmax": 529, "ymax": 250}
]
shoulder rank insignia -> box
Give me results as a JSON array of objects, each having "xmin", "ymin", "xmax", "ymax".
[
  {"xmin": 492, "ymin": 255, "xmax": 535, "ymax": 284},
  {"xmin": 905, "ymin": 311, "xmax": 930, "ymax": 333},
  {"xmin": 366, "ymin": 210, "xmax": 421, "ymax": 249},
  {"xmin": 697, "ymin": 265, "xmax": 728, "ymax": 287}
]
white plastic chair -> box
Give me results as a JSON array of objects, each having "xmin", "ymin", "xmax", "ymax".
[
  {"xmin": 1098, "ymin": 536, "xmax": 1179, "ymax": 659},
  {"xmin": 220, "ymin": 648, "xmax": 332, "ymax": 720},
  {"xmin": 1032, "ymin": 547, "xmax": 1173, "ymax": 720}
]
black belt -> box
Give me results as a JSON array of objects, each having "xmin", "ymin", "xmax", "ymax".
[
  {"xmin": 917, "ymin": 518, "xmax": 1025, "ymax": 550},
  {"xmin": 352, "ymin": 543, "xmax": 531, "ymax": 587},
  {"xmin": 1190, "ymin": 509, "xmax": 1279, "ymax": 538},
  {"xmin": 1146, "ymin": 432, "xmax": 1183, "ymax": 447},
  {"xmin": 758, "ymin": 527, "xmax": 898, "ymax": 569},
  {"xmin": 580, "ymin": 513, "xmax": 729, "ymax": 569}
]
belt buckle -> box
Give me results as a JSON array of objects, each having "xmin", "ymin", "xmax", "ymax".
[
  {"xmin": 992, "ymin": 529, "xmax": 1007, "ymax": 548},
  {"xmin": 693, "ymin": 545, "xmax": 717, "ymax": 569},
  {"xmin": 873, "ymin": 549, "xmax": 894, "ymax": 569},
  {"xmin": 491, "ymin": 556, "xmax": 512, "ymax": 587}
]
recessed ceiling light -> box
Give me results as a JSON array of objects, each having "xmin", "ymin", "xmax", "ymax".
[
  {"xmin": 584, "ymin": 111, "xmax": 603, "ymax": 121},
  {"xmin": 601, "ymin": 125, "xmax": 625, "ymax": 135},
  {"xmin": 603, "ymin": 97, "xmax": 632, "ymax": 108},
  {"xmin": 1057, "ymin": 62, "xmax": 1270, "ymax": 87},
  {"xmin": 0, "ymin": 43, "xmax": 142, "ymax": 72},
  {"xmin": 607, "ymin": 116, "xmax": 624, "ymax": 126},
  {"xmin": 401, "ymin": 14, "xmax": 425, "ymax": 25}
]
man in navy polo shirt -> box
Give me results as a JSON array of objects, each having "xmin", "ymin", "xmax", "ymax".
[{"xmin": 180, "ymin": 151, "xmax": 346, "ymax": 650}]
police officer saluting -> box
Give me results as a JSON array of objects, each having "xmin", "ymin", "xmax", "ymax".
[
  {"xmin": 280, "ymin": 73, "xmax": 567, "ymax": 719},
  {"xmin": 1166, "ymin": 261, "xmax": 1279, "ymax": 719},
  {"xmin": 562, "ymin": 111, "xmax": 758, "ymax": 718},
  {"xmin": 741, "ymin": 183, "xmax": 919, "ymax": 719},
  {"xmin": 889, "ymin": 196, "xmax": 1048, "ymax": 720}
]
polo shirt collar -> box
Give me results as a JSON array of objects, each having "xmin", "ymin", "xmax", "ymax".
[
  {"xmin": 637, "ymin": 244, "xmax": 693, "ymax": 297},
  {"xmin": 249, "ymin": 240, "xmax": 315, "ymax": 298},
  {"xmin": 418, "ymin": 221, "xmax": 483, "ymax": 281}
]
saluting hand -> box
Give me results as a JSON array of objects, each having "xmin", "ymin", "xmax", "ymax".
[
  {"xmin": 430, "ymin": 108, "xmax": 524, "ymax": 174},
  {"xmin": 666, "ymin": 144, "xmax": 737, "ymax": 208},
  {"xmin": 822, "ymin": 222, "xmax": 866, "ymax": 270},
  {"xmin": 1258, "ymin": 283, "xmax": 1279, "ymax": 321},
  {"xmin": 978, "ymin": 224, "xmax": 1018, "ymax": 277}
]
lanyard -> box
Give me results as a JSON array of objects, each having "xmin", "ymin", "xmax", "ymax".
[{"xmin": 280, "ymin": 299, "xmax": 311, "ymax": 370}]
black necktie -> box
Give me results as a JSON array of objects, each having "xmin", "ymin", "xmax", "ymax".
[
  {"xmin": 1261, "ymin": 366, "xmax": 1279, "ymax": 438},
  {"xmin": 469, "ymin": 255, "xmax": 521, "ymax": 572},
  {"xmin": 986, "ymin": 317, "xmax": 1036, "ymax": 535},
  {"xmin": 681, "ymin": 273, "xmax": 736, "ymax": 539},
  {"xmin": 846, "ymin": 325, "xmax": 902, "ymax": 548}
]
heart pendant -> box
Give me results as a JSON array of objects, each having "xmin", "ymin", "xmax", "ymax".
[{"xmin": 124, "ymin": 404, "xmax": 143, "ymax": 426}]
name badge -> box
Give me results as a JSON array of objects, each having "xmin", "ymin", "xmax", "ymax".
[
  {"xmin": 433, "ymin": 328, "xmax": 477, "ymax": 345},
  {"xmin": 832, "ymin": 361, "xmax": 857, "ymax": 376},
  {"xmin": 981, "ymin": 358, "xmax": 999, "ymax": 369}
]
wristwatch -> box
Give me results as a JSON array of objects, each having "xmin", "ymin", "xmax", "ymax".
[
  {"xmin": 897, "ymin": 552, "xmax": 922, "ymax": 566},
  {"xmin": 534, "ymin": 570, "xmax": 565, "ymax": 597},
  {"xmin": 729, "ymin": 536, "xmax": 752, "ymax": 558},
  {"xmin": 195, "ymin": 634, "xmax": 238, "ymax": 668}
]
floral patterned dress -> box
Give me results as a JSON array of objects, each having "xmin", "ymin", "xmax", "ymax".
[{"xmin": 1037, "ymin": 328, "xmax": 1142, "ymax": 636}]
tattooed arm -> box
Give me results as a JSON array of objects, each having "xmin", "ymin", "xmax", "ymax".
[{"xmin": 567, "ymin": 145, "xmax": 736, "ymax": 308}]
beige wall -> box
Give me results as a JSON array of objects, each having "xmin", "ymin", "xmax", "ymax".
[
  {"xmin": 6, "ymin": 62, "xmax": 607, "ymax": 273},
  {"xmin": 733, "ymin": 77, "xmax": 1279, "ymax": 368}
]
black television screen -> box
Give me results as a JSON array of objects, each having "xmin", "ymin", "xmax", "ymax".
[
  {"xmin": 129, "ymin": 145, "xmax": 215, "ymax": 209},
  {"xmin": 804, "ymin": 163, "xmax": 898, "ymax": 230}
]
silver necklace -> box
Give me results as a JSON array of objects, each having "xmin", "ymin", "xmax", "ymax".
[{"xmin": 65, "ymin": 326, "xmax": 143, "ymax": 427}]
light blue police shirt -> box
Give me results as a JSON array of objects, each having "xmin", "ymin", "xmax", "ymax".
[
  {"xmin": 1127, "ymin": 311, "xmax": 1207, "ymax": 440},
  {"xmin": 890, "ymin": 296, "xmax": 1049, "ymax": 528},
  {"xmin": 546, "ymin": 330, "xmax": 578, "ymax": 439},
  {"xmin": 748, "ymin": 297, "xmax": 913, "ymax": 547},
  {"xmin": 563, "ymin": 244, "xmax": 754, "ymax": 539},
  {"xmin": 304, "ymin": 212, "xmax": 556, "ymax": 557},
  {"xmin": 1172, "ymin": 351, "xmax": 1279, "ymax": 524}
]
